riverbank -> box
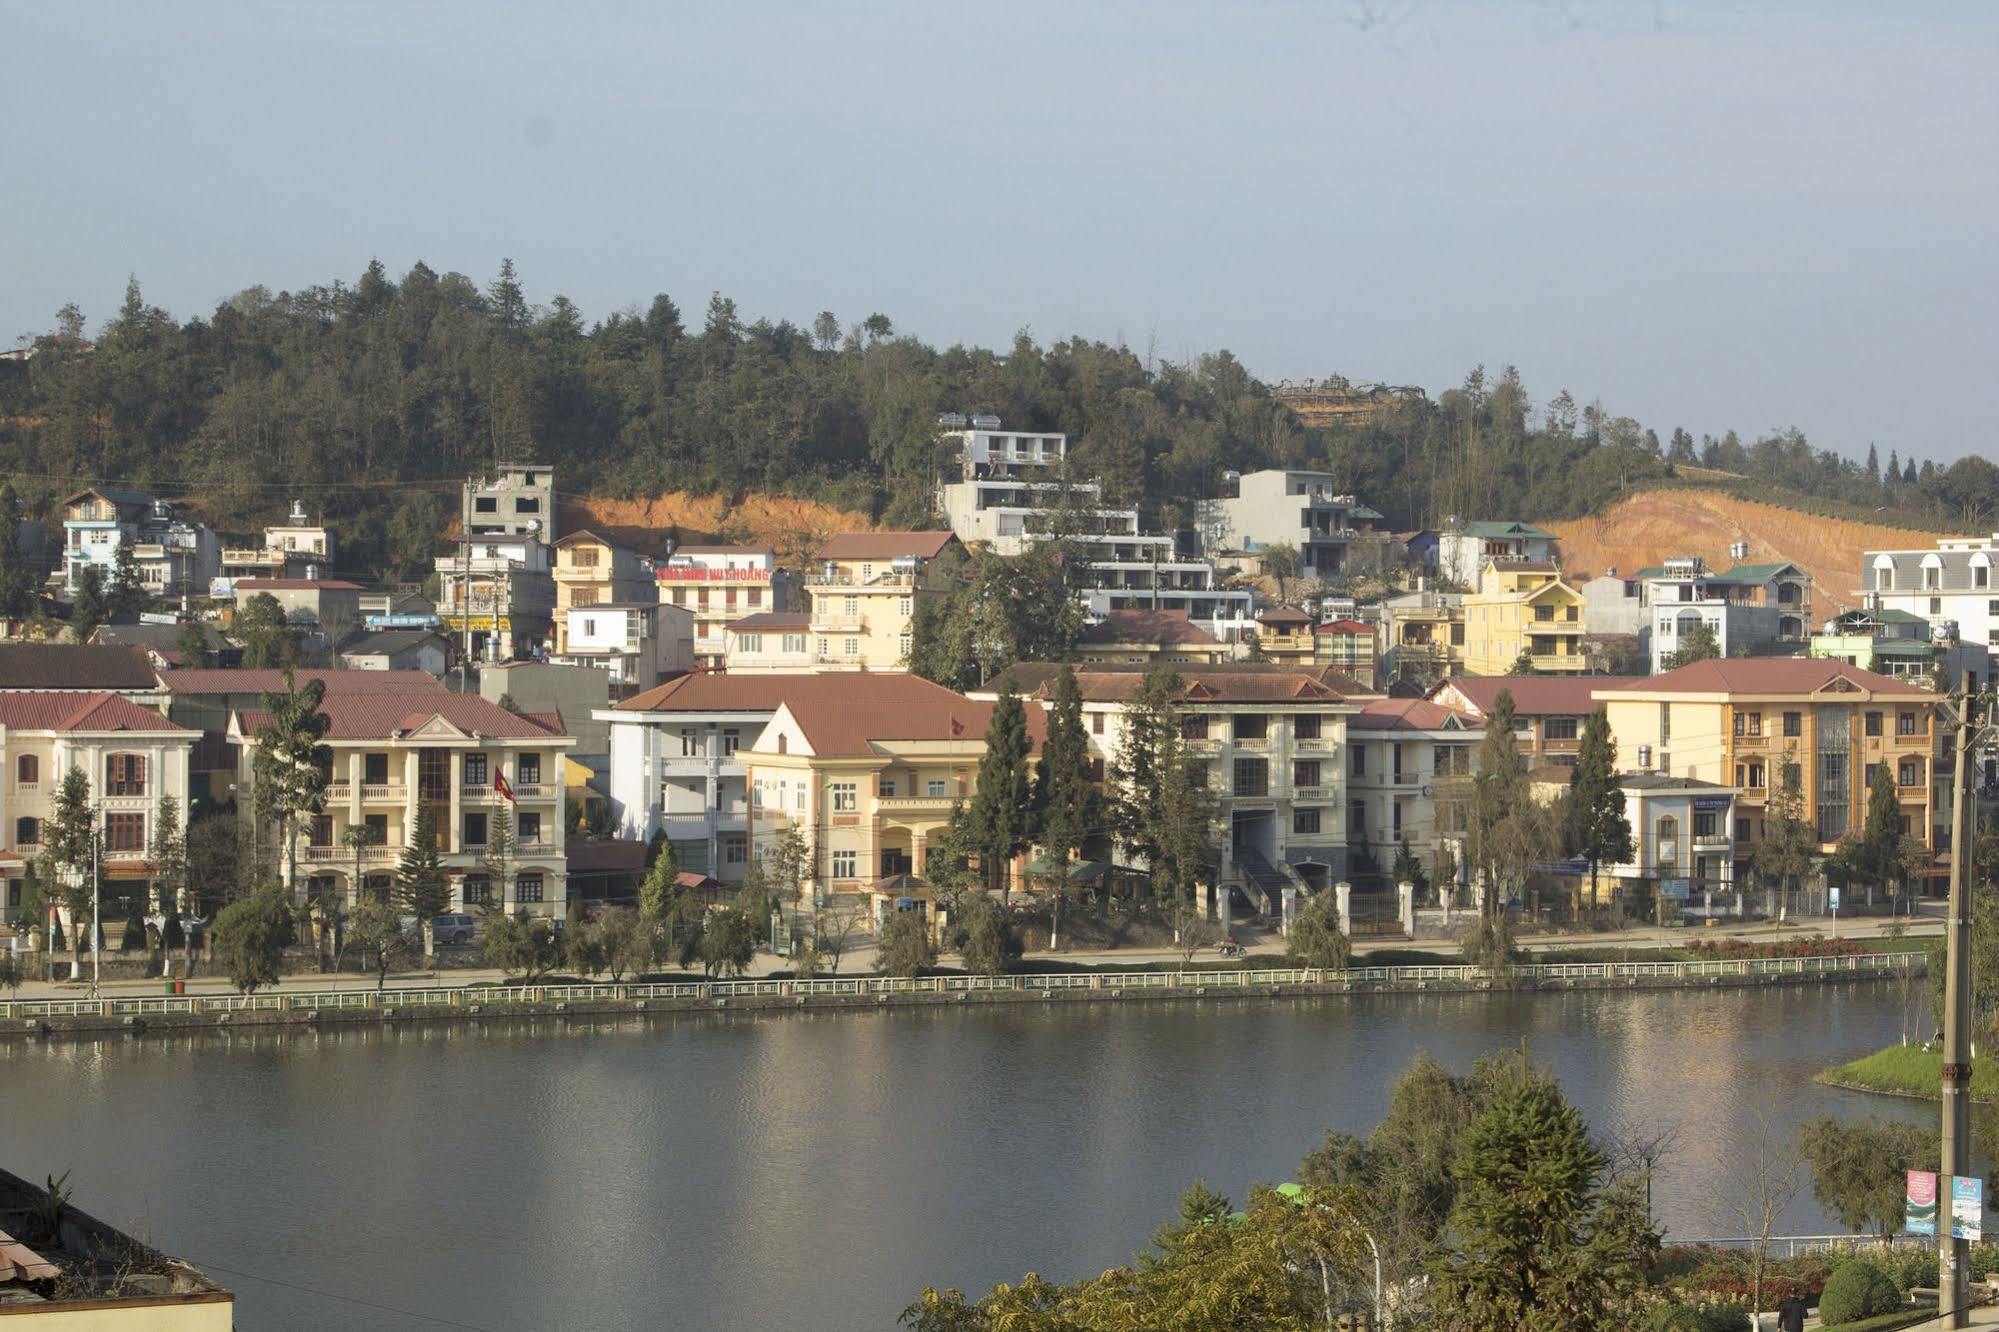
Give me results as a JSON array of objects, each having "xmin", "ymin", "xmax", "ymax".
[
  {"xmin": 1819, "ymin": 1043, "xmax": 1999, "ymax": 1104},
  {"xmin": 2, "ymin": 952, "xmax": 1923, "ymax": 1042}
]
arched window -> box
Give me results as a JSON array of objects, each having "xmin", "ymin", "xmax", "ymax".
[
  {"xmin": 14, "ymin": 817, "xmax": 38, "ymax": 846},
  {"xmin": 106, "ymin": 753, "xmax": 148, "ymax": 797},
  {"xmin": 16, "ymin": 754, "xmax": 37, "ymax": 787}
]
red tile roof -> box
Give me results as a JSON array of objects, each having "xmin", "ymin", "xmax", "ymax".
[
  {"xmin": 1077, "ymin": 609, "xmax": 1222, "ymax": 646},
  {"xmin": 1315, "ymin": 619, "xmax": 1375, "ymax": 636},
  {"xmin": 1256, "ymin": 605, "xmax": 1313, "ymax": 627},
  {"xmin": 990, "ymin": 662, "xmax": 1370, "ymax": 704},
  {"xmin": 1350, "ymin": 696, "xmax": 1474, "ymax": 732},
  {"xmin": 0, "ymin": 692, "xmax": 188, "ymax": 733},
  {"xmin": 772, "ymin": 676, "xmax": 1046, "ymax": 757},
  {"xmin": 162, "ymin": 669, "xmax": 446, "ymax": 696},
  {"xmin": 237, "ymin": 691, "xmax": 565, "ymax": 740},
  {"xmin": 617, "ymin": 671, "xmax": 945, "ymax": 716},
  {"xmin": 1436, "ymin": 675, "xmax": 1626, "ymax": 717},
  {"xmin": 671, "ymin": 544, "xmax": 773, "ymax": 556},
  {"xmin": 1598, "ymin": 658, "xmax": 1936, "ymax": 697},
  {"xmin": 727, "ymin": 611, "xmax": 811, "ymax": 633},
  {"xmin": 814, "ymin": 531, "xmax": 956, "ymax": 560},
  {"xmin": 0, "ymin": 644, "xmax": 157, "ymax": 691}
]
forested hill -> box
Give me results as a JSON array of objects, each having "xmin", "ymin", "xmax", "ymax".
[{"xmin": 1, "ymin": 261, "xmax": 1993, "ymax": 576}]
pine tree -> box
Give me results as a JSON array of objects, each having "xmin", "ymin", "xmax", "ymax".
[
  {"xmin": 1031, "ymin": 666, "xmax": 1095, "ymax": 949},
  {"xmin": 396, "ymin": 802, "xmax": 449, "ymax": 957},
  {"xmin": 43, "ymin": 768, "xmax": 97, "ymax": 980},
  {"xmin": 1567, "ymin": 707, "xmax": 1633, "ymax": 909},
  {"xmin": 1110, "ymin": 667, "xmax": 1183, "ymax": 875},
  {"xmin": 108, "ymin": 542, "xmax": 146, "ymax": 617},
  {"xmin": 0, "ymin": 482, "xmax": 34, "ymax": 620},
  {"xmin": 965, "ymin": 688, "xmax": 1032, "ymax": 896},
  {"xmin": 70, "ymin": 565, "xmax": 106, "ymax": 642},
  {"xmin": 251, "ymin": 670, "xmax": 330, "ymax": 899},
  {"xmin": 1859, "ymin": 760, "xmax": 1901, "ymax": 903}
]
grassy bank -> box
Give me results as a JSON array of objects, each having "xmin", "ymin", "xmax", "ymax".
[{"xmin": 1820, "ymin": 1044, "xmax": 1999, "ymax": 1102}]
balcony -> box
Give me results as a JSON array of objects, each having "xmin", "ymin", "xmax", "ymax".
[
  {"xmin": 877, "ymin": 795, "xmax": 957, "ymax": 815},
  {"xmin": 1528, "ymin": 654, "xmax": 1585, "ymax": 673},
  {"xmin": 1733, "ymin": 734, "xmax": 1768, "ymax": 750},
  {"xmin": 300, "ymin": 843, "xmax": 398, "ymax": 864}
]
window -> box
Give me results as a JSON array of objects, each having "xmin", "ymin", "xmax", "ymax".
[
  {"xmin": 570, "ymin": 545, "xmax": 599, "ymax": 568},
  {"xmin": 15, "ymin": 817, "xmax": 38, "ymax": 846},
  {"xmin": 1090, "ymin": 714, "xmax": 1105, "ymax": 735},
  {"xmin": 1659, "ymin": 703, "xmax": 1671, "ymax": 743},
  {"xmin": 519, "ymin": 812, "xmax": 541, "ymax": 844},
  {"xmin": 1924, "ymin": 565, "xmax": 1941, "ymax": 590},
  {"xmin": 15, "ymin": 755, "xmax": 35, "ymax": 787},
  {"xmin": 1736, "ymin": 762, "xmax": 1765, "ymax": 789},
  {"xmin": 1233, "ymin": 714, "xmax": 1267, "ymax": 741},
  {"xmin": 1977, "ymin": 565, "xmax": 1991, "ymax": 590},
  {"xmin": 879, "ymin": 777, "xmax": 896, "ymax": 798},
  {"xmin": 1293, "ymin": 807, "xmax": 1322, "ymax": 835},
  {"xmin": 926, "ymin": 779, "xmax": 947, "ymax": 798},
  {"xmin": 364, "ymin": 813, "xmax": 388, "ymax": 843},
  {"xmin": 418, "ymin": 750, "xmax": 451, "ymax": 800},
  {"xmin": 899, "ymin": 632, "xmax": 911, "ymax": 658},
  {"xmin": 105, "ymin": 753, "xmax": 147, "ymax": 797},
  {"xmin": 517, "ymin": 754, "xmax": 541, "ymax": 784},
  {"xmin": 747, "ymin": 588, "xmax": 763, "ymax": 607},
  {"xmin": 1294, "ymin": 760, "xmax": 1321, "ymax": 789},
  {"xmin": 474, "ymin": 497, "xmax": 498, "ymax": 513},
  {"xmin": 1734, "ymin": 712, "xmax": 1762, "ymax": 737},
  {"xmin": 681, "ymin": 729, "xmax": 702, "ymax": 757},
  {"xmin": 1783, "ymin": 711, "xmax": 1802, "ymax": 738},
  {"xmin": 1232, "ymin": 757, "xmax": 1268, "ymax": 797},
  {"xmin": 517, "ymin": 873, "xmax": 544, "ymax": 903},
  {"xmin": 1295, "ymin": 714, "xmax": 1321, "ymax": 740},
  {"xmin": 831, "ymin": 850, "xmax": 858, "ymax": 879},
  {"xmin": 739, "ymin": 633, "xmax": 762, "ymax": 654},
  {"xmin": 463, "ymin": 811, "xmax": 488, "ymax": 846},
  {"xmin": 1899, "ymin": 758, "xmax": 1923, "ymax": 787},
  {"xmin": 463, "ymin": 875, "xmax": 492, "ymax": 907},
  {"xmin": 1897, "ymin": 710, "xmax": 1918, "ymax": 737},
  {"xmin": 1736, "ymin": 817, "xmax": 1752, "ymax": 843},
  {"xmin": 1694, "ymin": 810, "xmax": 1717, "ymax": 838},
  {"xmin": 1350, "ymin": 746, "xmax": 1366, "ymax": 776},
  {"xmin": 1931, "ymin": 597, "xmax": 1943, "ymax": 616},
  {"xmin": 309, "ymin": 815, "xmax": 333, "ymax": 847},
  {"xmin": 1864, "ymin": 711, "xmax": 1882, "ymax": 738},
  {"xmin": 1182, "ymin": 715, "xmax": 1209, "ymax": 740},
  {"xmin": 830, "ymin": 782, "xmax": 857, "ymax": 812},
  {"xmin": 721, "ymin": 729, "xmax": 741, "ymax": 757},
  {"xmin": 1654, "ymin": 815, "xmax": 1679, "ymax": 871},
  {"xmin": 464, "ymin": 753, "xmax": 488, "ymax": 786},
  {"xmin": 364, "ymin": 752, "xmax": 390, "ymax": 784},
  {"xmin": 514, "ymin": 497, "xmax": 540, "ymax": 514},
  {"xmin": 104, "ymin": 813, "xmax": 144, "ymax": 853},
  {"xmin": 782, "ymin": 633, "xmax": 806, "ymax": 655},
  {"xmin": 1544, "ymin": 718, "xmax": 1578, "ymax": 742},
  {"xmin": 843, "ymin": 637, "xmax": 858, "ymax": 657},
  {"xmin": 899, "ymin": 597, "xmax": 912, "ymax": 617},
  {"xmin": 844, "ymin": 595, "xmax": 859, "ymax": 617}
]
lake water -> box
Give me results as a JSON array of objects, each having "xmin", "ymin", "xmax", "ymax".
[{"xmin": 0, "ymin": 986, "xmax": 1932, "ymax": 1330}]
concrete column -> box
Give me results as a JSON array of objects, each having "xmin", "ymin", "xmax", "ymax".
[
  {"xmin": 1335, "ymin": 880, "xmax": 1352, "ymax": 939},
  {"xmin": 1397, "ymin": 880, "xmax": 1416, "ymax": 936},
  {"xmin": 1473, "ymin": 874, "xmax": 1487, "ymax": 916},
  {"xmin": 447, "ymin": 751, "xmax": 463, "ymax": 855},
  {"xmin": 1442, "ymin": 885, "xmax": 1453, "ymax": 925}
]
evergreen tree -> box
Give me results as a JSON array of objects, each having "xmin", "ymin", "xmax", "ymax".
[
  {"xmin": 1753, "ymin": 765, "xmax": 1816, "ymax": 907},
  {"xmin": 70, "ymin": 565, "xmax": 106, "ymax": 643},
  {"xmin": 43, "ymin": 768, "xmax": 98, "ymax": 980},
  {"xmin": 251, "ymin": 670, "xmax": 331, "ymax": 898},
  {"xmin": 1661, "ymin": 619, "xmax": 1721, "ymax": 669},
  {"xmin": 235, "ymin": 591, "xmax": 296, "ymax": 669},
  {"xmin": 1030, "ymin": 665, "xmax": 1095, "ymax": 950},
  {"xmin": 1567, "ymin": 707, "xmax": 1633, "ymax": 909},
  {"xmin": 108, "ymin": 542, "xmax": 146, "ymax": 617},
  {"xmin": 395, "ymin": 802, "xmax": 450, "ymax": 957},
  {"xmin": 0, "ymin": 483, "xmax": 35, "ymax": 619},
  {"xmin": 172, "ymin": 619, "xmax": 209, "ymax": 667},
  {"xmin": 964, "ymin": 688, "xmax": 1032, "ymax": 896},
  {"xmin": 1110, "ymin": 666, "xmax": 1183, "ymax": 877},
  {"xmin": 1858, "ymin": 760, "xmax": 1902, "ymax": 900}
]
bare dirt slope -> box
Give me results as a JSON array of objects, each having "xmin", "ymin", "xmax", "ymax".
[
  {"xmin": 1546, "ymin": 489, "xmax": 1959, "ymax": 613},
  {"xmin": 559, "ymin": 492, "xmax": 874, "ymax": 566}
]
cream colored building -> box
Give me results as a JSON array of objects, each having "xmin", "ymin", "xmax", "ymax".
[
  {"xmin": 230, "ymin": 691, "xmax": 575, "ymax": 915},
  {"xmin": 0, "ymin": 692, "xmax": 196, "ymax": 925},
  {"xmin": 1073, "ymin": 609, "xmax": 1231, "ymax": 666},
  {"xmin": 656, "ymin": 545, "xmax": 795, "ymax": 667},
  {"xmin": 1462, "ymin": 559, "xmax": 1587, "ymax": 675},
  {"xmin": 802, "ymin": 532, "xmax": 960, "ymax": 671},
  {"xmin": 1345, "ymin": 696, "xmax": 1477, "ymax": 874},
  {"xmin": 553, "ymin": 530, "xmax": 654, "ymax": 647}
]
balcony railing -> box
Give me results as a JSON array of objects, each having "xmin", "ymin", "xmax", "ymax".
[
  {"xmin": 300, "ymin": 844, "xmax": 399, "ymax": 864},
  {"xmin": 877, "ymin": 795, "xmax": 956, "ymax": 814}
]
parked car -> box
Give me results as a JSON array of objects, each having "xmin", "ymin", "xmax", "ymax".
[{"xmin": 431, "ymin": 913, "xmax": 478, "ymax": 946}]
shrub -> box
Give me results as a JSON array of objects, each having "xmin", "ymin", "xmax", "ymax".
[
  {"xmin": 211, "ymin": 889, "xmax": 295, "ymax": 993},
  {"xmin": 1818, "ymin": 1258, "xmax": 1901, "ymax": 1325},
  {"xmin": 1641, "ymin": 1303, "xmax": 1750, "ymax": 1332}
]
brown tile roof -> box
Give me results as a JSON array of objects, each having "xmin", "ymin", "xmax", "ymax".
[
  {"xmin": 772, "ymin": 676, "xmax": 1047, "ymax": 757},
  {"xmin": 1436, "ymin": 675, "xmax": 1628, "ymax": 717},
  {"xmin": 1256, "ymin": 605, "xmax": 1313, "ymax": 627},
  {"xmin": 1077, "ymin": 609, "xmax": 1222, "ymax": 646},
  {"xmin": 814, "ymin": 531, "xmax": 956, "ymax": 561},
  {"xmin": 1350, "ymin": 697, "xmax": 1476, "ymax": 732},
  {"xmin": 671, "ymin": 544, "xmax": 773, "ymax": 556},
  {"xmin": 0, "ymin": 644, "xmax": 156, "ymax": 692},
  {"xmin": 988, "ymin": 662, "xmax": 1371, "ymax": 705},
  {"xmin": 237, "ymin": 691, "xmax": 566, "ymax": 741},
  {"xmin": 727, "ymin": 612, "xmax": 811, "ymax": 633},
  {"xmin": 0, "ymin": 692, "xmax": 188, "ymax": 733},
  {"xmin": 1598, "ymin": 658, "xmax": 1936, "ymax": 697},
  {"xmin": 162, "ymin": 669, "xmax": 446, "ymax": 696},
  {"xmin": 617, "ymin": 671, "xmax": 947, "ymax": 716},
  {"xmin": 566, "ymin": 840, "xmax": 649, "ymax": 873},
  {"xmin": 233, "ymin": 578, "xmax": 364, "ymax": 591},
  {"xmin": 1315, "ymin": 619, "xmax": 1375, "ymax": 635}
]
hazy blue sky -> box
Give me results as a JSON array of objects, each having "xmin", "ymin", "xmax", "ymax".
[{"xmin": 6, "ymin": 2, "xmax": 1995, "ymax": 462}]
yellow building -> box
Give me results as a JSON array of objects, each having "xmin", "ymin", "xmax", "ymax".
[
  {"xmin": 1248, "ymin": 605, "xmax": 1316, "ymax": 665},
  {"xmin": 742, "ymin": 674, "xmax": 1037, "ymax": 922},
  {"xmin": 1463, "ymin": 559, "xmax": 1586, "ymax": 675},
  {"xmin": 552, "ymin": 530, "xmax": 654, "ymax": 654},
  {"xmin": 1593, "ymin": 658, "xmax": 1941, "ymax": 876},
  {"xmin": 231, "ymin": 691, "xmax": 576, "ymax": 916},
  {"xmin": 802, "ymin": 532, "xmax": 960, "ymax": 671}
]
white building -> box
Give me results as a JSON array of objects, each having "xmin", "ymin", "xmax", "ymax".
[
  {"xmin": 60, "ymin": 488, "xmax": 221, "ymax": 599},
  {"xmin": 1865, "ymin": 533, "xmax": 1999, "ymax": 653},
  {"xmin": 1435, "ymin": 521, "xmax": 1558, "ymax": 587},
  {"xmin": 548, "ymin": 600, "xmax": 693, "ymax": 692},
  {"xmin": 722, "ymin": 611, "xmax": 813, "ymax": 672},
  {"xmin": 1605, "ymin": 774, "xmax": 1737, "ymax": 900},
  {"xmin": 1343, "ymin": 697, "xmax": 1478, "ymax": 876},
  {"xmin": 1193, "ymin": 470, "xmax": 1393, "ymax": 580},
  {"xmin": 220, "ymin": 500, "xmax": 334, "ymax": 583},
  {"xmin": 655, "ymin": 545, "xmax": 793, "ymax": 667},
  {"xmin": 1641, "ymin": 556, "xmax": 1811, "ymax": 672},
  {"xmin": 437, "ymin": 534, "xmax": 556, "ymax": 662}
]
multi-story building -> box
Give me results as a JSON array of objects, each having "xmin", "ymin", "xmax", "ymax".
[
  {"xmin": 655, "ymin": 545, "xmax": 794, "ymax": 667},
  {"xmin": 553, "ymin": 531, "xmax": 653, "ymax": 623},
  {"xmin": 1809, "ymin": 606, "xmax": 1991, "ymax": 686},
  {"xmin": 1250, "ymin": 606, "xmax": 1317, "ymax": 665},
  {"xmin": 59, "ymin": 488, "xmax": 221, "ymax": 599},
  {"xmin": 1864, "ymin": 533, "xmax": 1999, "ymax": 653},
  {"xmin": 742, "ymin": 674, "xmax": 1038, "ymax": 915},
  {"xmin": 1430, "ymin": 674, "xmax": 1617, "ymax": 771},
  {"xmin": 549, "ymin": 600, "xmax": 692, "ymax": 693},
  {"xmin": 1434, "ymin": 520, "xmax": 1558, "ymax": 587},
  {"xmin": 1194, "ymin": 470, "xmax": 1394, "ymax": 580},
  {"xmin": 1592, "ymin": 658, "xmax": 1941, "ymax": 871},
  {"xmin": 1639, "ymin": 556, "xmax": 1812, "ymax": 672},
  {"xmin": 1604, "ymin": 774, "xmax": 1739, "ymax": 901},
  {"xmin": 0, "ymin": 691, "xmax": 196, "ymax": 925},
  {"xmin": 231, "ymin": 577, "xmax": 364, "ymax": 645},
  {"xmin": 230, "ymin": 690, "xmax": 573, "ymax": 914},
  {"xmin": 979, "ymin": 663, "xmax": 1364, "ymax": 906},
  {"xmin": 803, "ymin": 532, "xmax": 960, "ymax": 671},
  {"xmin": 1344, "ymin": 697, "xmax": 1477, "ymax": 878},
  {"xmin": 1462, "ymin": 560, "xmax": 1587, "ymax": 675},
  {"xmin": 463, "ymin": 463, "xmax": 556, "ymax": 541},
  {"xmin": 1073, "ymin": 609, "xmax": 1231, "ymax": 666},
  {"xmin": 220, "ymin": 500, "xmax": 333, "ymax": 583},
  {"xmin": 722, "ymin": 611, "xmax": 813, "ymax": 673},
  {"xmin": 1313, "ymin": 619, "xmax": 1381, "ymax": 688},
  {"xmin": 437, "ymin": 534, "xmax": 555, "ymax": 662},
  {"xmin": 1379, "ymin": 589, "xmax": 1465, "ymax": 685}
]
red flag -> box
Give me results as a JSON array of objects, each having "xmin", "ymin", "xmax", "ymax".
[
  {"xmin": 949, "ymin": 716, "xmax": 965, "ymax": 737},
  {"xmin": 495, "ymin": 770, "xmax": 517, "ymax": 804}
]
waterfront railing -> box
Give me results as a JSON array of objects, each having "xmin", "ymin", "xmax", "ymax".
[{"xmin": 0, "ymin": 950, "xmax": 1921, "ymax": 1022}]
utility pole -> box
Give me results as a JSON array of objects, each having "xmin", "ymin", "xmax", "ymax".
[
  {"xmin": 88, "ymin": 801, "xmax": 101, "ymax": 999},
  {"xmin": 1940, "ymin": 674, "xmax": 1979, "ymax": 1328}
]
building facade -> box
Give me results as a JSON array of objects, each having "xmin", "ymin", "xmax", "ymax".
[
  {"xmin": 1193, "ymin": 470, "xmax": 1393, "ymax": 580},
  {"xmin": 803, "ymin": 532, "xmax": 960, "ymax": 671},
  {"xmin": 1344, "ymin": 697, "xmax": 1477, "ymax": 879},
  {"xmin": 463, "ymin": 463, "xmax": 556, "ymax": 541},
  {"xmin": 1073, "ymin": 609, "xmax": 1231, "ymax": 666},
  {"xmin": 221, "ymin": 500, "xmax": 333, "ymax": 583},
  {"xmin": 1435, "ymin": 521, "xmax": 1558, "ymax": 587},
  {"xmin": 655, "ymin": 545, "xmax": 794, "ymax": 668},
  {"xmin": 1865, "ymin": 533, "xmax": 1999, "ymax": 653},
  {"xmin": 1430, "ymin": 675, "xmax": 1620, "ymax": 771},
  {"xmin": 1462, "ymin": 561, "xmax": 1587, "ymax": 675},
  {"xmin": 549, "ymin": 600, "xmax": 692, "ymax": 692},
  {"xmin": 437, "ymin": 534, "xmax": 556, "ymax": 662},
  {"xmin": 1639, "ymin": 557, "xmax": 1812, "ymax": 672},
  {"xmin": 60, "ymin": 488, "xmax": 221, "ymax": 599}
]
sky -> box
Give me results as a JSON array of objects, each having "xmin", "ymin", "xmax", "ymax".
[{"xmin": 5, "ymin": 1, "xmax": 1995, "ymax": 464}]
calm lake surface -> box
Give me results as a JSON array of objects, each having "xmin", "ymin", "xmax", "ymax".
[{"xmin": 0, "ymin": 987, "xmax": 1931, "ymax": 1330}]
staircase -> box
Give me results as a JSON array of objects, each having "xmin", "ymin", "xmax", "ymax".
[{"xmin": 1232, "ymin": 847, "xmax": 1296, "ymax": 917}]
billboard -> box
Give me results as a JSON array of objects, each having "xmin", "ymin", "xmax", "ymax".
[
  {"xmin": 1907, "ymin": 1170, "xmax": 1938, "ymax": 1235},
  {"xmin": 1953, "ymin": 1175, "xmax": 1983, "ymax": 1242}
]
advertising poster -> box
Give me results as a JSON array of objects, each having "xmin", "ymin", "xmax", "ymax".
[
  {"xmin": 1907, "ymin": 1170, "xmax": 1938, "ymax": 1235},
  {"xmin": 1953, "ymin": 1175, "xmax": 1983, "ymax": 1242}
]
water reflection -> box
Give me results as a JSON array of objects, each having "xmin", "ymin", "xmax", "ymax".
[{"xmin": 0, "ymin": 987, "xmax": 1939, "ymax": 1330}]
